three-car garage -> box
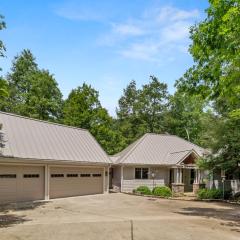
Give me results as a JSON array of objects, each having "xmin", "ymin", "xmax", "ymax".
[{"xmin": 0, "ymin": 164, "xmax": 106, "ymax": 204}]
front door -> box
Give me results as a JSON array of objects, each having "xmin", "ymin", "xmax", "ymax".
[{"xmin": 183, "ymin": 169, "xmax": 194, "ymax": 192}]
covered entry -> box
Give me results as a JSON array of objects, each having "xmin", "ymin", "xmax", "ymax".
[
  {"xmin": 50, "ymin": 167, "xmax": 104, "ymax": 199},
  {"xmin": 0, "ymin": 165, "xmax": 44, "ymax": 203}
]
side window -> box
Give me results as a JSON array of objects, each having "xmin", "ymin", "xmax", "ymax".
[
  {"xmin": 142, "ymin": 168, "xmax": 149, "ymax": 179},
  {"xmin": 135, "ymin": 168, "xmax": 142, "ymax": 179},
  {"xmin": 135, "ymin": 168, "xmax": 149, "ymax": 179}
]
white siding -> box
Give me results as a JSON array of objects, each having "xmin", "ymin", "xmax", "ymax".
[
  {"xmin": 122, "ymin": 179, "xmax": 165, "ymax": 193},
  {"xmin": 121, "ymin": 166, "xmax": 170, "ymax": 192}
]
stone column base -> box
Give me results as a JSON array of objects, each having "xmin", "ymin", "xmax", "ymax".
[
  {"xmin": 172, "ymin": 183, "xmax": 185, "ymax": 196},
  {"xmin": 193, "ymin": 183, "xmax": 206, "ymax": 195}
]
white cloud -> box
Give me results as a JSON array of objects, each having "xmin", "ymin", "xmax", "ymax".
[
  {"xmin": 112, "ymin": 23, "xmax": 145, "ymax": 36},
  {"xmin": 101, "ymin": 6, "xmax": 199, "ymax": 63},
  {"xmin": 152, "ymin": 6, "xmax": 199, "ymax": 23}
]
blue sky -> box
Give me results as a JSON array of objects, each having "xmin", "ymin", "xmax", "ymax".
[{"xmin": 0, "ymin": 0, "xmax": 209, "ymax": 116}]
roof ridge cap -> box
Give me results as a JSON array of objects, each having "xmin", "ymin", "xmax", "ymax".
[
  {"xmin": 173, "ymin": 135, "xmax": 205, "ymax": 151},
  {"xmin": 0, "ymin": 111, "xmax": 88, "ymax": 132},
  {"xmin": 170, "ymin": 149, "xmax": 192, "ymax": 154}
]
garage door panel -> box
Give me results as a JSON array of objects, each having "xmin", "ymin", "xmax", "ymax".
[
  {"xmin": 0, "ymin": 165, "xmax": 44, "ymax": 203},
  {"xmin": 50, "ymin": 167, "xmax": 103, "ymax": 199}
]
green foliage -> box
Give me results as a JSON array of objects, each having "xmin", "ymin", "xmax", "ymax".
[
  {"xmin": 135, "ymin": 186, "xmax": 152, "ymax": 195},
  {"xmin": 139, "ymin": 76, "xmax": 169, "ymax": 133},
  {"xmin": 152, "ymin": 186, "xmax": 172, "ymax": 197},
  {"xmin": 116, "ymin": 76, "xmax": 169, "ymax": 146},
  {"xmin": 63, "ymin": 83, "xmax": 126, "ymax": 154},
  {"xmin": 176, "ymin": 0, "xmax": 240, "ymax": 116},
  {"xmin": 197, "ymin": 188, "xmax": 232, "ymax": 200},
  {"xmin": 175, "ymin": 0, "xmax": 240, "ymax": 171},
  {"xmin": 2, "ymin": 49, "xmax": 63, "ymax": 121},
  {"xmin": 201, "ymin": 116, "xmax": 240, "ymax": 172},
  {"xmin": 197, "ymin": 189, "xmax": 222, "ymax": 199},
  {"xmin": 116, "ymin": 80, "xmax": 146, "ymax": 145},
  {"xmin": 0, "ymin": 14, "xmax": 6, "ymax": 58},
  {"xmin": 165, "ymin": 90, "xmax": 206, "ymax": 144},
  {"xmin": 0, "ymin": 77, "xmax": 8, "ymax": 98}
]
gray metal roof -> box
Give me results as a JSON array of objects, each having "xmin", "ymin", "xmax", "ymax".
[
  {"xmin": 0, "ymin": 112, "xmax": 110, "ymax": 164},
  {"xmin": 113, "ymin": 133, "xmax": 206, "ymax": 165}
]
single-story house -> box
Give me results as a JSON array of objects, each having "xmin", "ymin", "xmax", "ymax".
[
  {"xmin": 110, "ymin": 133, "xmax": 208, "ymax": 195},
  {"xmin": 0, "ymin": 111, "xmax": 110, "ymax": 204}
]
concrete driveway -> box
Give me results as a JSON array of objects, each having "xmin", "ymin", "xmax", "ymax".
[{"xmin": 0, "ymin": 193, "xmax": 239, "ymax": 240}]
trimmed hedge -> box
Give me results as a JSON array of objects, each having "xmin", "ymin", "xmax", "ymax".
[
  {"xmin": 197, "ymin": 189, "xmax": 232, "ymax": 200},
  {"xmin": 135, "ymin": 186, "xmax": 152, "ymax": 195},
  {"xmin": 152, "ymin": 186, "xmax": 172, "ymax": 198}
]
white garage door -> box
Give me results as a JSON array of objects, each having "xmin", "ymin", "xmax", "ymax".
[
  {"xmin": 0, "ymin": 165, "xmax": 44, "ymax": 204},
  {"xmin": 50, "ymin": 167, "xmax": 103, "ymax": 199}
]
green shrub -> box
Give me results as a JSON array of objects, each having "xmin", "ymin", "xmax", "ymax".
[
  {"xmin": 197, "ymin": 189, "xmax": 232, "ymax": 200},
  {"xmin": 152, "ymin": 186, "xmax": 172, "ymax": 198},
  {"xmin": 136, "ymin": 186, "xmax": 152, "ymax": 195}
]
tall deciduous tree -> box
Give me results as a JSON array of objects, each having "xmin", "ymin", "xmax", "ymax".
[
  {"xmin": 116, "ymin": 76, "xmax": 169, "ymax": 145},
  {"xmin": 2, "ymin": 49, "xmax": 63, "ymax": 121},
  {"xmin": 176, "ymin": 0, "xmax": 240, "ymax": 171},
  {"xmin": 139, "ymin": 76, "xmax": 169, "ymax": 133},
  {"xmin": 175, "ymin": 0, "xmax": 240, "ymax": 117},
  {"xmin": 63, "ymin": 83, "xmax": 126, "ymax": 154},
  {"xmin": 166, "ymin": 90, "xmax": 205, "ymax": 144},
  {"xmin": 116, "ymin": 80, "xmax": 146, "ymax": 144}
]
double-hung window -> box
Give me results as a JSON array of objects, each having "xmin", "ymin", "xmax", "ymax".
[{"xmin": 135, "ymin": 168, "xmax": 149, "ymax": 179}]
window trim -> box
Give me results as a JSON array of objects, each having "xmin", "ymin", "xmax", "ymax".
[{"xmin": 135, "ymin": 168, "xmax": 149, "ymax": 179}]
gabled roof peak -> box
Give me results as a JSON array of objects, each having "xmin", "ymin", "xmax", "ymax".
[{"xmin": 112, "ymin": 133, "xmax": 206, "ymax": 165}]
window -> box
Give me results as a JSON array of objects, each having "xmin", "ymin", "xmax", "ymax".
[
  {"xmin": 92, "ymin": 173, "xmax": 101, "ymax": 177},
  {"xmin": 135, "ymin": 168, "xmax": 149, "ymax": 179},
  {"xmin": 23, "ymin": 174, "xmax": 39, "ymax": 178},
  {"xmin": 0, "ymin": 174, "xmax": 16, "ymax": 178},
  {"xmin": 51, "ymin": 174, "xmax": 64, "ymax": 178},
  {"xmin": 67, "ymin": 174, "xmax": 78, "ymax": 177},
  {"xmin": 80, "ymin": 174, "xmax": 91, "ymax": 177}
]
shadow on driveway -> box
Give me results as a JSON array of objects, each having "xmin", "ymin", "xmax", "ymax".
[
  {"xmin": 0, "ymin": 214, "xmax": 29, "ymax": 228},
  {"xmin": 175, "ymin": 203, "xmax": 240, "ymax": 233},
  {"xmin": 0, "ymin": 201, "xmax": 49, "ymax": 228}
]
